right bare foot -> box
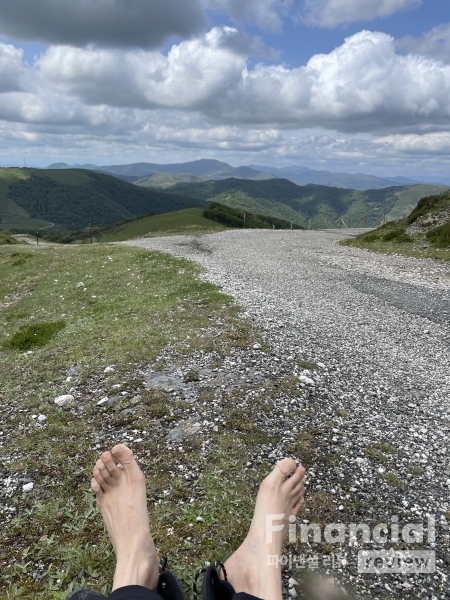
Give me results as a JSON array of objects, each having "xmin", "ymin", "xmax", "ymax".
[
  {"xmin": 222, "ymin": 458, "xmax": 306, "ymax": 600},
  {"xmin": 91, "ymin": 444, "xmax": 160, "ymax": 592}
]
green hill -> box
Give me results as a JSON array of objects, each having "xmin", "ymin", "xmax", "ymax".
[
  {"xmin": 167, "ymin": 178, "xmax": 446, "ymax": 228},
  {"xmin": 0, "ymin": 168, "xmax": 206, "ymax": 231},
  {"xmin": 203, "ymin": 202, "xmax": 304, "ymax": 230},
  {"xmin": 135, "ymin": 172, "xmax": 207, "ymax": 189},
  {"xmin": 386, "ymin": 184, "xmax": 449, "ymax": 221},
  {"xmin": 99, "ymin": 208, "xmax": 227, "ymax": 242},
  {"xmin": 343, "ymin": 190, "xmax": 450, "ymax": 261}
]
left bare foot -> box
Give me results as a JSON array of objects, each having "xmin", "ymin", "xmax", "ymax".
[{"xmin": 91, "ymin": 444, "xmax": 159, "ymax": 591}]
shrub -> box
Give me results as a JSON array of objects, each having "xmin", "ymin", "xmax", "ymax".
[
  {"xmin": 427, "ymin": 222, "xmax": 450, "ymax": 248},
  {"xmin": 8, "ymin": 321, "xmax": 66, "ymax": 351},
  {"xmin": 11, "ymin": 252, "xmax": 33, "ymax": 266},
  {"xmin": 361, "ymin": 233, "xmax": 378, "ymax": 243},
  {"xmin": 382, "ymin": 228, "xmax": 412, "ymax": 243}
]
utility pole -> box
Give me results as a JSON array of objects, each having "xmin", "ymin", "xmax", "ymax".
[{"xmin": 36, "ymin": 231, "xmax": 39, "ymax": 245}]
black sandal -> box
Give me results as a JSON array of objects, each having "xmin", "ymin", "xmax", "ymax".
[
  {"xmin": 192, "ymin": 562, "xmax": 235, "ymax": 600},
  {"xmin": 156, "ymin": 555, "xmax": 186, "ymax": 600}
]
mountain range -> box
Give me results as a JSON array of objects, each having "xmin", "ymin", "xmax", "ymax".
[
  {"xmin": 47, "ymin": 159, "xmax": 439, "ymax": 191},
  {"xmin": 1, "ymin": 164, "xmax": 447, "ymax": 232}
]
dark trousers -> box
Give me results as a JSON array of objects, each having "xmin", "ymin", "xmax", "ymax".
[{"xmin": 67, "ymin": 586, "xmax": 262, "ymax": 600}]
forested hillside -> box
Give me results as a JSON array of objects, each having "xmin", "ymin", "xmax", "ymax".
[{"xmin": 0, "ymin": 168, "xmax": 205, "ymax": 230}]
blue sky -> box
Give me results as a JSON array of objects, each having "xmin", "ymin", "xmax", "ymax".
[{"xmin": 1, "ymin": 0, "xmax": 450, "ymax": 177}]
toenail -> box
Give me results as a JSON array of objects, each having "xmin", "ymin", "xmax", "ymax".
[{"xmin": 277, "ymin": 462, "xmax": 296, "ymax": 477}]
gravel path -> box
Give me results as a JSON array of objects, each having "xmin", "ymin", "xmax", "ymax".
[{"xmin": 125, "ymin": 230, "xmax": 450, "ymax": 599}]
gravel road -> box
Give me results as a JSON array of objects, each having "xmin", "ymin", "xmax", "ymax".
[{"xmin": 126, "ymin": 230, "xmax": 450, "ymax": 599}]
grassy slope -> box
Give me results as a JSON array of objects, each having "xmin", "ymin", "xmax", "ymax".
[
  {"xmin": 135, "ymin": 173, "xmax": 207, "ymax": 189},
  {"xmin": 386, "ymin": 184, "xmax": 449, "ymax": 221},
  {"xmin": 99, "ymin": 208, "xmax": 227, "ymax": 242},
  {"xmin": 1, "ymin": 168, "xmax": 206, "ymax": 231},
  {"xmin": 343, "ymin": 190, "xmax": 450, "ymax": 261},
  {"xmin": 0, "ymin": 242, "xmax": 264, "ymax": 598}
]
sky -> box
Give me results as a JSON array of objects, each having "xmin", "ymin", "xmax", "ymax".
[{"xmin": 1, "ymin": 0, "xmax": 450, "ymax": 176}]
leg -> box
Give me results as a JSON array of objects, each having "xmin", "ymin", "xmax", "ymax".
[{"xmin": 222, "ymin": 458, "xmax": 306, "ymax": 600}]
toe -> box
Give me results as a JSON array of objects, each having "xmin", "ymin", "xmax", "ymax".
[
  {"xmin": 93, "ymin": 463, "xmax": 108, "ymax": 489},
  {"xmin": 285, "ymin": 465, "xmax": 306, "ymax": 486},
  {"xmin": 293, "ymin": 496, "xmax": 305, "ymax": 514},
  {"xmin": 274, "ymin": 458, "xmax": 297, "ymax": 479},
  {"xmin": 91, "ymin": 477, "xmax": 102, "ymax": 494},
  {"xmin": 101, "ymin": 451, "xmax": 120, "ymax": 479},
  {"xmin": 97, "ymin": 459, "xmax": 113, "ymax": 484},
  {"xmin": 111, "ymin": 443, "xmax": 134, "ymax": 468}
]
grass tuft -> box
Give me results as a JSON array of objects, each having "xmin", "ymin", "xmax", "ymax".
[
  {"xmin": 8, "ymin": 321, "xmax": 66, "ymax": 351},
  {"xmin": 297, "ymin": 360, "xmax": 318, "ymax": 370}
]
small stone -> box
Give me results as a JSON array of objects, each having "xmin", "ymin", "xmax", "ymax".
[
  {"xmin": 67, "ymin": 366, "xmax": 81, "ymax": 377},
  {"xmin": 253, "ymin": 343, "xmax": 261, "ymax": 350},
  {"xmin": 167, "ymin": 419, "xmax": 202, "ymax": 442},
  {"xmin": 97, "ymin": 397, "xmax": 109, "ymax": 406},
  {"xmin": 338, "ymin": 505, "xmax": 344, "ymax": 511},
  {"xmin": 76, "ymin": 282, "xmax": 85, "ymax": 288},
  {"xmin": 22, "ymin": 482, "xmax": 34, "ymax": 492},
  {"xmin": 37, "ymin": 415, "xmax": 47, "ymax": 423},
  {"xmin": 196, "ymin": 516, "xmax": 204, "ymax": 522},
  {"xmin": 54, "ymin": 394, "xmax": 74, "ymax": 408},
  {"xmin": 104, "ymin": 366, "xmax": 115, "ymax": 373},
  {"xmin": 298, "ymin": 375, "xmax": 315, "ymax": 386}
]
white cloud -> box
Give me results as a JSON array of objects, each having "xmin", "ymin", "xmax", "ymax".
[
  {"xmin": 397, "ymin": 23, "xmax": 450, "ymax": 64},
  {"xmin": 35, "ymin": 29, "xmax": 450, "ymax": 133},
  {"xmin": 206, "ymin": 0, "xmax": 292, "ymax": 32},
  {"xmin": 37, "ymin": 28, "xmax": 246, "ymax": 110},
  {"xmin": 3, "ymin": 27, "xmax": 450, "ymax": 175},
  {"xmin": 303, "ymin": 0, "xmax": 421, "ymax": 28},
  {"xmin": 374, "ymin": 132, "xmax": 450, "ymax": 155},
  {"xmin": 0, "ymin": 0, "xmax": 206, "ymax": 48},
  {"xmin": 0, "ymin": 42, "xmax": 25, "ymax": 93}
]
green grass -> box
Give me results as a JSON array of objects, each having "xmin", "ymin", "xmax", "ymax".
[
  {"xmin": 0, "ymin": 242, "xmax": 276, "ymax": 598},
  {"xmin": 99, "ymin": 208, "xmax": 227, "ymax": 242},
  {"xmin": 7, "ymin": 321, "xmax": 66, "ymax": 351},
  {"xmin": 297, "ymin": 360, "xmax": 319, "ymax": 370},
  {"xmin": 342, "ymin": 218, "xmax": 450, "ymax": 262},
  {"xmin": 0, "ymin": 231, "xmax": 19, "ymax": 245},
  {"xmin": 383, "ymin": 473, "xmax": 401, "ymax": 488}
]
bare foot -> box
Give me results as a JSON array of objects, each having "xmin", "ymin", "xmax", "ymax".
[
  {"xmin": 222, "ymin": 458, "xmax": 306, "ymax": 600},
  {"xmin": 91, "ymin": 444, "xmax": 159, "ymax": 591}
]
